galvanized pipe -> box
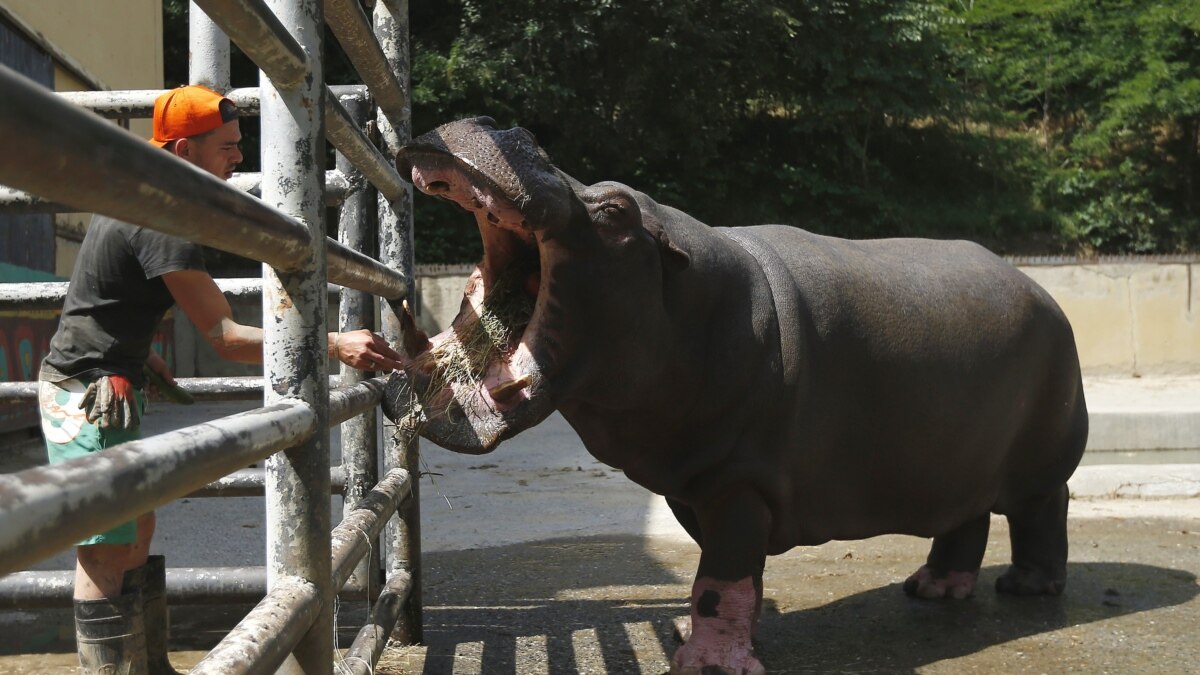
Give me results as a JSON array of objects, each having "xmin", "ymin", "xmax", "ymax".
[
  {"xmin": 0, "ymin": 375, "xmax": 377, "ymax": 404},
  {"xmin": 0, "ymin": 282, "xmax": 70, "ymax": 311},
  {"xmin": 325, "ymin": 87, "xmax": 408, "ymax": 203},
  {"xmin": 185, "ymin": 465, "xmax": 347, "ymax": 498},
  {"xmin": 324, "ymin": 0, "xmax": 410, "ymax": 130},
  {"xmin": 57, "ymin": 87, "xmax": 262, "ymax": 117},
  {"xmin": 340, "ymin": 571, "xmax": 414, "ymax": 674},
  {"xmin": 192, "ymin": 0, "xmax": 309, "ymax": 88},
  {"xmin": 331, "ymin": 469, "xmax": 411, "ymax": 591},
  {"xmin": 0, "ymin": 564, "xmax": 374, "ymax": 609},
  {"xmin": 258, "ymin": 0, "xmax": 333, "ymax": 671},
  {"xmin": 0, "ymin": 170, "xmax": 350, "ymax": 214},
  {"xmin": 0, "ymin": 280, "xmax": 342, "ymax": 314},
  {"xmin": 336, "ymin": 89, "xmax": 383, "ymax": 600},
  {"xmin": 0, "ymin": 378, "xmax": 262, "ymax": 403},
  {"xmin": 0, "ymin": 64, "xmax": 314, "ymax": 271},
  {"xmin": 329, "ymin": 377, "xmax": 386, "ymax": 425},
  {"xmin": 1, "ymin": 567, "xmax": 267, "ymax": 608},
  {"xmin": 189, "ymin": 576, "xmax": 321, "ymax": 675},
  {"xmin": 190, "ymin": 1, "xmax": 232, "ymax": 92},
  {"xmin": 0, "ymin": 186, "xmax": 69, "ymax": 214},
  {"xmin": 373, "ymin": 0, "xmax": 422, "ymax": 645},
  {"xmin": 0, "ymin": 401, "xmax": 317, "ymax": 577}
]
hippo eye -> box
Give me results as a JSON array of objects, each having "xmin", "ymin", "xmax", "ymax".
[{"xmin": 599, "ymin": 202, "xmax": 624, "ymax": 217}]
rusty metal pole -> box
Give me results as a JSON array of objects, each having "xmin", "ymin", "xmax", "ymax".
[
  {"xmin": 372, "ymin": 0, "xmax": 421, "ymax": 644},
  {"xmin": 189, "ymin": 1, "xmax": 231, "ymax": 91},
  {"xmin": 335, "ymin": 87, "xmax": 383, "ymax": 597},
  {"xmin": 259, "ymin": 0, "xmax": 332, "ymax": 670}
]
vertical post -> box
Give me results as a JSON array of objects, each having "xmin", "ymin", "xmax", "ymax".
[
  {"xmin": 188, "ymin": 1, "xmax": 231, "ymax": 91},
  {"xmin": 260, "ymin": 0, "xmax": 330, "ymax": 671},
  {"xmin": 373, "ymin": 0, "xmax": 420, "ymax": 644},
  {"xmin": 336, "ymin": 87, "xmax": 382, "ymax": 597}
]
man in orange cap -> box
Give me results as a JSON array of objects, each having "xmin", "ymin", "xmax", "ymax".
[{"xmin": 38, "ymin": 85, "xmax": 403, "ymax": 674}]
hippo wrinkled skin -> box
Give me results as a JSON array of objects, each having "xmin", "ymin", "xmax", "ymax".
[{"xmin": 386, "ymin": 116, "xmax": 1088, "ymax": 674}]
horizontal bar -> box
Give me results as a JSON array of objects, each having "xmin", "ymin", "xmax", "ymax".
[
  {"xmin": 0, "ymin": 279, "xmax": 343, "ymax": 313},
  {"xmin": 329, "ymin": 376, "xmax": 387, "ymax": 425},
  {"xmin": 324, "ymin": 0, "xmax": 410, "ymax": 130},
  {"xmin": 0, "ymin": 374, "xmax": 384, "ymax": 404},
  {"xmin": 0, "ymin": 65, "xmax": 315, "ymax": 272},
  {"xmin": 187, "ymin": 464, "xmax": 347, "ymax": 498},
  {"xmin": 57, "ymin": 87, "xmax": 264, "ymax": 118},
  {"xmin": 0, "ymin": 400, "xmax": 316, "ymax": 576},
  {"xmin": 0, "ymin": 564, "xmax": 372, "ymax": 608},
  {"xmin": 189, "ymin": 576, "xmax": 321, "ymax": 675},
  {"xmin": 331, "ymin": 468, "xmax": 411, "ymax": 590},
  {"xmin": 0, "ymin": 169, "xmax": 350, "ymax": 214},
  {"xmin": 192, "ymin": 0, "xmax": 308, "ymax": 89},
  {"xmin": 327, "ymin": 237, "xmax": 407, "ymax": 299}
]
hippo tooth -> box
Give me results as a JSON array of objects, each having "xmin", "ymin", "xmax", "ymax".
[{"xmin": 487, "ymin": 374, "xmax": 532, "ymax": 401}]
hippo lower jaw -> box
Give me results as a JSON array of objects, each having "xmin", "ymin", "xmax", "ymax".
[{"xmin": 386, "ymin": 121, "xmax": 566, "ymax": 453}]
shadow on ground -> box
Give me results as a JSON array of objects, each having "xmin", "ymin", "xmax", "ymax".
[{"xmin": 381, "ymin": 531, "xmax": 1200, "ymax": 674}]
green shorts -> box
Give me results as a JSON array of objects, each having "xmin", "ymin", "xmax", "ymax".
[{"xmin": 38, "ymin": 377, "xmax": 146, "ymax": 546}]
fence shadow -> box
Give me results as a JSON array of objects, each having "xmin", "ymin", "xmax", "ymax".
[{"xmin": 403, "ymin": 536, "xmax": 1199, "ymax": 674}]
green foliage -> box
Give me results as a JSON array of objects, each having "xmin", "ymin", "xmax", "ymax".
[
  {"xmin": 952, "ymin": 0, "xmax": 1200, "ymax": 252},
  {"xmin": 161, "ymin": 0, "xmax": 1200, "ymax": 260}
]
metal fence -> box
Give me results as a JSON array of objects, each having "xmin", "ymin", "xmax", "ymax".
[{"xmin": 0, "ymin": 0, "xmax": 419, "ymax": 672}]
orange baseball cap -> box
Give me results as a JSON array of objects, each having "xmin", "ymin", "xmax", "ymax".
[{"xmin": 150, "ymin": 85, "xmax": 234, "ymax": 148}]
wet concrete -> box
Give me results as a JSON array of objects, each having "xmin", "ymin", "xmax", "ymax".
[
  {"xmin": 377, "ymin": 502, "xmax": 1200, "ymax": 674},
  {"xmin": 1, "ymin": 400, "xmax": 1198, "ymax": 673}
]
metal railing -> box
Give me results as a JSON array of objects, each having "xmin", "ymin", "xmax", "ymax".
[{"xmin": 0, "ymin": 0, "xmax": 418, "ymax": 672}]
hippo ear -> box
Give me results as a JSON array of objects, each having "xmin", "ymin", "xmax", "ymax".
[{"xmin": 654, "ymin": 229, "xmax": 690, "ymax": 272}]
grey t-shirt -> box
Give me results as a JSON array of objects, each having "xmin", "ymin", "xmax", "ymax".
[{"xmin": 42, "ymin": 215, "xmax": 206, "ymax": 386}]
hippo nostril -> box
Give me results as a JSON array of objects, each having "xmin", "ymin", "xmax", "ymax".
[
  {"xmin": 426, "ymin": 180, "xmax": 450, "ymax": 194},
  {"xmin": 487, "ymin": 212, "xmax": 500, "ymax": 224}
]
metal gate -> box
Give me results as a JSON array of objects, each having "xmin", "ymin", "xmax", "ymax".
[{"xmin": 0, "ymin": 0, "xmax": 420, "ymax": 672}]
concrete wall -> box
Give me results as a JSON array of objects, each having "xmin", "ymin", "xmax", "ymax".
[
  {"xmin": 1023, "ymin": 263, "xmax": 1199, "ymax": 375},
  {"xmin": 412, "ymin": 262, "xmax": 1200, "ymax": 377}
]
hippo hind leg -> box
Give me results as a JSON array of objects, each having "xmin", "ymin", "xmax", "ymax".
[
  {"xmin": 996, "ymin": 483, "xmax": 1069, "ymax": 595},
  {"xmin": 904, "ymin": 512, "xmax": 990, "ymax": 599}
]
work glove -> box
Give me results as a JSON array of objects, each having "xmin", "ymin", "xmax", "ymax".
[
  {"xmin": 143, "ymin": 363, "xmax": 195, "ymax": 405},
  {"xmin": 80, "ymin": 375, "xmax": 141, "ymax": 430}
]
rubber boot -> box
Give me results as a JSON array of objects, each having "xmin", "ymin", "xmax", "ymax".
[
  {"xmin": 74, "ymin": 591, "xmax": 148, "ymax": 675},
  {"xmin": 124, "ymin": 556, "xmax": 180, "ymax": 675}
]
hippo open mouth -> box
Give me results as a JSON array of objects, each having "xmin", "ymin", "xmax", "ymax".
[{"xmin": 384, "ymin": 117, "xmax": 573, "ymax": 453}]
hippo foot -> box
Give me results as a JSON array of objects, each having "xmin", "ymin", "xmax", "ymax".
[
  {"xmin": 669, "ymin": 642, "xmax": 764, "ymax": 675},
  {"xmin": 902, "ymin": 565, "xmax": 979, "ymax": 599},
  {"xmin": 995, "ymin": 565, "xmax": 1065, "ymax": 596}
]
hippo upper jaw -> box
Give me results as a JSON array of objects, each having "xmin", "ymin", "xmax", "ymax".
[{"xmin": 386, "ymin": 118, "xmax": 576, "ymax": 453}]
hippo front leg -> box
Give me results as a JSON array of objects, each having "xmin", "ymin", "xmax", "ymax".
[{"xmin": 670, "ymin": 488, "xmax": 768, "ymax": 675}]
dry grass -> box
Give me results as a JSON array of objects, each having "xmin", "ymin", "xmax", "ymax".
[{"xmin": 399, "ymin": 263, "xmax": 537, "ymax": 433}]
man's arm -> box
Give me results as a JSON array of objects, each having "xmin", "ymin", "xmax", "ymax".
[
  {"xmin": 162, "ymin": 269, "xmax": 404, "ymax": 370},
  {"xmin": 163, "ymin": 269, "xmax": 263, "ymax": 363}
]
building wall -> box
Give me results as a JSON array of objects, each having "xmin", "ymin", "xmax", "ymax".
[{"xmin": 0, "ymin": 0, "xmax": 164, "ymax": 276}]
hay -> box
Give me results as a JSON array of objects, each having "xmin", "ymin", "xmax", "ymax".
[{"xmin": 399, "ymin": 260, "xmax": 537, "ymax": 433}]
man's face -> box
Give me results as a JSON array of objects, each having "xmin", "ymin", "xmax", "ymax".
[{"xmin": 179, "ymin": 120, "xmax": 243, "ymax": 180}]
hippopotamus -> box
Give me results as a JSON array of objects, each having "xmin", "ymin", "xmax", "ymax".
[{"xmin": 385, "ymin": 116, "xmax": 1088, "ymax": 674}]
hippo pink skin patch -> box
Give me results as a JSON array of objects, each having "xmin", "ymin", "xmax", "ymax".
[
  {"xmin": 904, "ymin": 565, "xmax": 979, "ymax": 599},
  {"xmin": 671, "ymin": 576, "xmax": 765, "ymax": 675}
]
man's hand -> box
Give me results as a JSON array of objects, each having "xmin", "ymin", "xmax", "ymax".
[
  {"xmin": 80, "ymin": 375, "xmax": 141, "ymax": 430},
  {"xmin": 331, "ymin": 329, "xmax": 405, "ymax": 372}
]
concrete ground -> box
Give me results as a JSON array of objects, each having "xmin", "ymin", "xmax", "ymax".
[{"xmin": 0, "ymin": 374, "xmax": 1198, "ymax": 673}]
